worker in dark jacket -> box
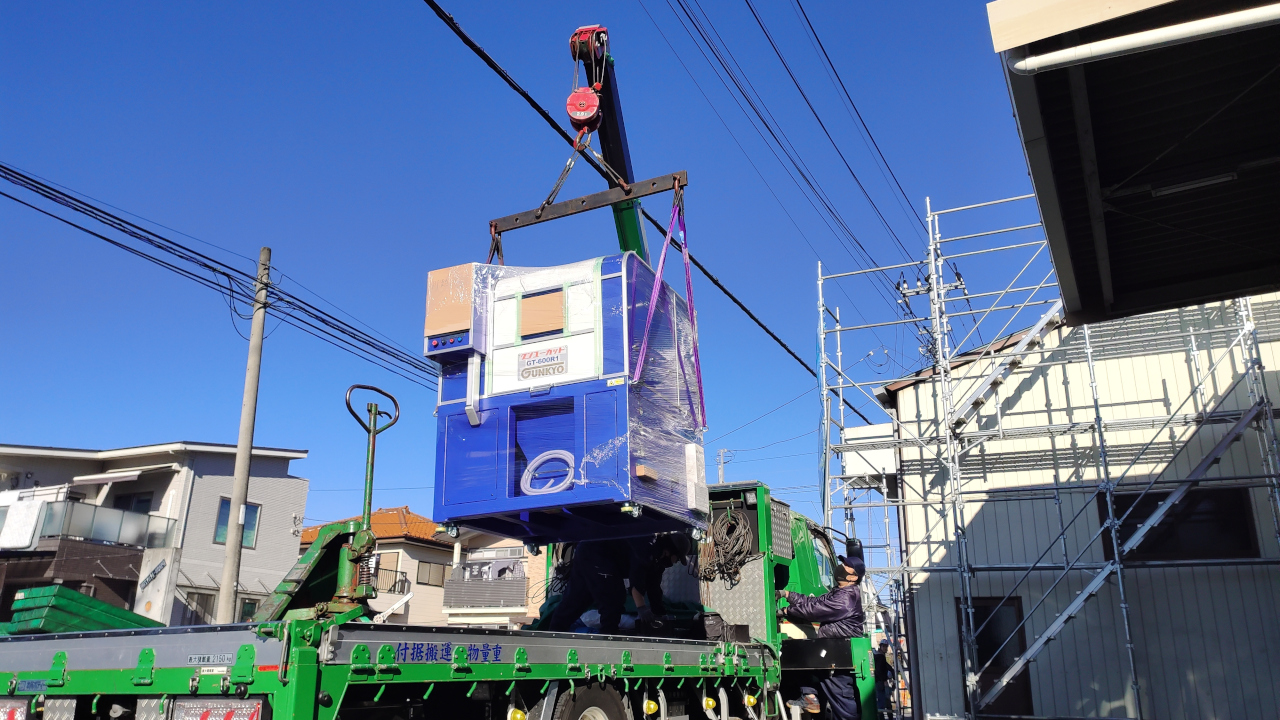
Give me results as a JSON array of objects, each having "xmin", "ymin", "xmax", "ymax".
[
  {"xmin": 874, "ymin": 639, "xmax": 896, "ymax": 719},
  {"xmin": 549, "ymin": 533, "xmax": 690, "ymax": 634},
  {"xmin": 779, "ymin": 555, "xmax": 866, "ymax": 720}
]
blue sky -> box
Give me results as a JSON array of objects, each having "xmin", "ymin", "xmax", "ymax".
[{"xmin": 0, "ymin": 2, "xmax": 1045, "ymax": 528}]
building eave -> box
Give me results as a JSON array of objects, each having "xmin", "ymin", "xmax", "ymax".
[{"xmin": 0, "ymin": 442, "xmax": 308, "ymax": 461}]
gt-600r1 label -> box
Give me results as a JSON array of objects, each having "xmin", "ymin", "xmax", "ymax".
[{"xmin": 518, "ymin": 346, "xmax": 567, "ymax": 380}]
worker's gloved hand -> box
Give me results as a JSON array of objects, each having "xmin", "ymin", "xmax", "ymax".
[
  {"xmin": 776, "ymin": 589, "xmax": 789, "ymax": 602},
  {"xmin": 636, "ymin": 604, "xmax": 656, "ymax": 625}
]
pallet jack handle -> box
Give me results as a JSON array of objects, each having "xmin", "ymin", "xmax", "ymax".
[{"xmin": 346, "ymin": 385, "xmax": 400, "ymax": 539}]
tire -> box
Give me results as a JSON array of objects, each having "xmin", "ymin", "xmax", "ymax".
[{"xmin": 551, "ymin": 681, "xmax": 629, "ymax": 720}]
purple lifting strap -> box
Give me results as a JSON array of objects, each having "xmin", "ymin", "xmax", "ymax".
[
  {"xmin": 676, "ymin": 208, "xmax": 708, "ymax": 428},
  {"xmin": 631, "ymin": 202, "xmax": 677, "ymax": 384},
  {"xmin": 630, "ymin": 198, "xmax": 708, "ymax": 428}
]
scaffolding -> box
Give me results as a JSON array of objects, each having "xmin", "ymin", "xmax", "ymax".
[{"xmin": 816, "ymin": 193, "xmax": 1280, "ymax": 719}]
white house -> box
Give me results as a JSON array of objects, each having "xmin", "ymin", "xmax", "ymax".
[{"xmin": 0, "ymin": 441, "xmax": 308, "ymax": 625}]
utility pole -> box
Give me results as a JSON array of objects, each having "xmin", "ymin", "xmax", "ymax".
[
  {"xmin": 715, "ymin": 449, "xmax": 733, "ymax": 484},
  {"xmin": 216, "ymin": 246, "xmax": 271, "ymax": 624}
]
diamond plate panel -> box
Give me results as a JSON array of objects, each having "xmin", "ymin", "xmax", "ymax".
[
  {"xmin": 137, "ymin": 697, "xmax": 169, "ymax": 720},
  {"xmin": 660, "ymin": 562, "xmax": 701, "ymax": 605},
  {"xmin": 171, "ymin": 699, "xmax": 263, "ymax": 720},
  {"xmin": 701, "ymin": 555, "xmax": 769, "ymax": 641},
  {"xmin": 770, "ymin": 499, "xmax": 793, "ymax": 559},
  {"xmin": 44, "ymin": 699, "xmax": 76, "ymax": 720}
]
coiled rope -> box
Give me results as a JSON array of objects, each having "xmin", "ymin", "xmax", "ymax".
[{"xmin": 699, "ymin": 506, "xmax": 761, "ymax": 585}]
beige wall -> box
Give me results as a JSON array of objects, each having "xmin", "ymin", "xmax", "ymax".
[{"xmin": 367, "ymin": 540, "xmax": 454, "ymax": 626}]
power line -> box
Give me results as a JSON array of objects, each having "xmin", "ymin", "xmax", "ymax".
[
  {"xmin": 708, "ymin": 386, "xmax": 812, "ymax": 443},
  {"xmin": 789, "ymin": 0, "xmax": 924, "ymax": 240},
  {"xmin": 420, "ymin": 0, "xmax": 821, "ymax": 382},
  {"xmin": 741, "ymin": 0, "xmax": 915, "ymax": 262},
  {"xmin": 0, "ymin": 162, "xmax": 440, "ymax": 391},
  {"xmin": 662, "ymin": 0, "xmax": 921, "ymax": 332},
  {"xmin": 655, "ymin": 0, "xmax": 924, "ymax": 378},
  {"xmin": 733, "ymin": 450, "xmax": 817, "ymax": 464},
  {"xmin": 728, "ymin": 428, "xmax": 816, "ymax": 453},
  {"xmin": 637, "ymin": 0, "xmax": 916, "ymax": 378},
  {"xmin": 668, "ymin": 0, "xmax": 899, "ymax": 290},
  {"xmin": 311, "ymin": 485, "xmax": 434, "ymax": 492}
]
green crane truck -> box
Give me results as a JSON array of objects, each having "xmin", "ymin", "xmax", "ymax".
[{"xmin": 0, "ymin": 481, "xmax": 874, "ymax": 720}]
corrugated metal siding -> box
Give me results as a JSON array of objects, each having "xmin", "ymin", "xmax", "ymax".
[{"xmin": 896, "ymin": 294, "xmax": 1280, "ymax": 718}]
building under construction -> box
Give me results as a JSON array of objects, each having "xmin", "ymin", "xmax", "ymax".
[
  {"xmin": 823, "ymin": 192, "xmax": 1280, "ymax": 719},
  {"xmin": 813, "ymin": 2, "xmax": 1280, "ymax": 716}
]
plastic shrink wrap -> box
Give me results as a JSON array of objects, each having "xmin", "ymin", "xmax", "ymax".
[{"xmin": 425, "ymin": 253, "xmax": 708, "ymax": 544}]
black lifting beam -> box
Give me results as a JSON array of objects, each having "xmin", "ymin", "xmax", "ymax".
[{"xmin": 490, "ymin": 171, "xmax": 686, "ymax": 235}]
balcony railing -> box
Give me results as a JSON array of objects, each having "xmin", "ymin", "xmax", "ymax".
[
  {"xmin": 375, "ymin": 567, "xmax": 410, "ymax": 594},
  {"xmin": 40, "ymin": 501, "xmax": 175, "ymax": 549},
  {"xmin": 443, "ymin": 576, "xmax": 528, "ymax": 609}
]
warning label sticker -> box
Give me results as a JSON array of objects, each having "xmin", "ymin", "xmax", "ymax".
[{"xmin": 518, "ymin": 346, "xmax": 568, "ymax": 381}]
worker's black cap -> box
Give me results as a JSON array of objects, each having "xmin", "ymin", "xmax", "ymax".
[{"xmin": 837, "ymin": 555, "xmax": 866, "ymax": 579}]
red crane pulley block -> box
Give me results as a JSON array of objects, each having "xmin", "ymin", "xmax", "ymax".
[
  {"xmin": 567, "ymin": 86, "xmax": 602, "ymax": 132},
  {"xmin": 567, "ymin": 25, "xmax": 608, "ymax": 133},
  {"xmin": 570, "ymin": 25, "xmax": 608, "ymax": 63}
]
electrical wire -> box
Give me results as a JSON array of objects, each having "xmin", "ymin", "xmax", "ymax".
[
  {"xmin": 657, "ymin": 0, "xmax": 927, "ymax": 365},
  {"xmin": 0, "ymin": 163, "xmax": 440, "ymax": 391},
  {"xmin": 665, "ymin": 0, "xmax": 904, "ymax": 305},
  {"xmin": 419, "ymin": 0, "xmax": 855, "ymax": 388},
  {"xmin": 789, "ymin": 0, "xmax": 923, "ymax": 240},
  {"xmin": 707, "ymin": 386, "xmax": 812, "ymax": 443},
  {"xmin": 636, "ymin": 0, "xmax": 917, "ymax": 380},
  {"xmin": 728, "ymin": 428, "xmax": 815, "ymax": 453},
  {"xmin": 731, "ymin": 451, "xmax": 816, "ymax": 464},
  {"xmin": 309, "ymin": 485, "xmax": 435, "ymax": 492},
  {"xmin": 740, "ymin": 0, "xmax": 915, "ymax": 262}
]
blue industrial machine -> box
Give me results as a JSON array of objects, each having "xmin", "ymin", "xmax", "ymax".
[{"xmin": 426, "ymin": 252, "xmax": 708, "ymax": 543}]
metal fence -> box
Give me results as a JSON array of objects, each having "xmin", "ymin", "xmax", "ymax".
[{"xmin": 375, "ymin": 567, "xmax": 411, "ymax": 595}]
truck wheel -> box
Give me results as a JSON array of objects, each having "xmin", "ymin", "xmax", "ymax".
[{"xmin": 551, "ymin": 682, "xmax": 628, "ymax": 720}]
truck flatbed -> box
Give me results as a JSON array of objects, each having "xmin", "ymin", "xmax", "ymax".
[{"xmin": 0, "ymin": 482, "xmax": 875, "ymax": 720}]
